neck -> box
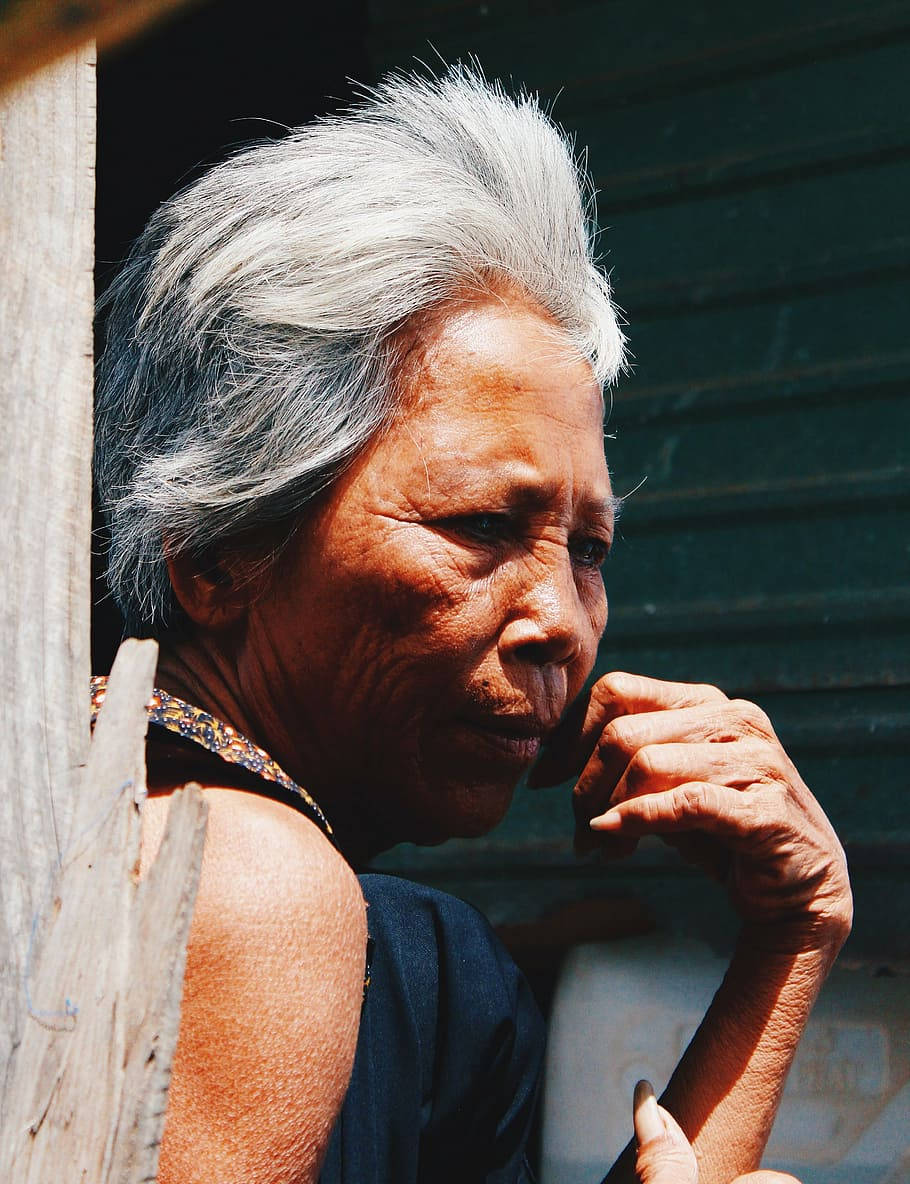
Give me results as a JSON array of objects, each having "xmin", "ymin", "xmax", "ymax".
[
  {"xmin": 156, "ymin": 635, "xmax": 261, "ymax": 744},
  {"xmin": 155, "ymin": 634, "xmax": 394, "ymax": 867},
  {"xmin": 323, "ymin": 812, "xmax": 393, "ymax": 869}
]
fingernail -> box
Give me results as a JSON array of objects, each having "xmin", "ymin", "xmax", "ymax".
[
  {"xmin": 590, "ymin": 809, "xmax": 622, "ymax": 829},
  {"xmin": 633, "ymin": 1079, "xmax": 664, "ymax": 1145}
]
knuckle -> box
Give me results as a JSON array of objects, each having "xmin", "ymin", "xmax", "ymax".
[
  {"xmin": 733, "ymin": 791, "xmax": 761, "ymax": 832},
  {"xmin": 696, "ymin": 681, "xmax": 728, "ymax": 703},
  {"xmin": 749, "ymin": 785, "xmax": 785, "ymax": 829},
  {"xmin": 596, "ymin": 718, "xmax": 622, "ymax": 754},
  {"xmin": 674, "ymin": 783, "xmax": 707, "ymax": 822},
  {"xmin": 730, "ymin": 698, "xmax": 774, "ymax": 738},
  {"xmin": 733, "ymin": 737, "xmax": 783, "ymax": 785},
  {"xmin": 632, "ymin": 744, "xmax": 660, "ymax": 781},
  {"xmin": 755, "ymin": 755, "xmax": 786, "ymax": 786},
  {"xmin": 594, "ymin": 671, "xmax": 632, "ymax": 703},
  {"xmin": 600, "ymin": 715, "xmax": 636, "ymax": 755},
  {"xmin": 644, "ymin": 795, "xmax": 665, "ymax": 824},
  {"xmin": 637, "ymin": 1141, "xmax": 698, "ymax": 1184}
]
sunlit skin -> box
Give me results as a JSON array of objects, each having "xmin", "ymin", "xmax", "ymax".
[
  {"xmin": 158, "ymin": 289, "xmax": 852, "ymax": 1184},
  {"xmin": 162, "ymin": 293, "xmax": 616, "ymax": 860},
  {"xmin": 632, "ymin": 1081, "xmax": 800, "ymax": 1184}
]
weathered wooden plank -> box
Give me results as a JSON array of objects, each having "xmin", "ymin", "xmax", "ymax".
[
  {"xmin": 0, "ymin": 46, "xmax": 95, "ymax": 1084},
  {"xmin": 110, "ymin": 781, "xmax": 206, "ymax": 1181},
  {"xmin": 576, "ymin": 41, "xmax": 910, "ymax": 209},
  {"xmin": 0, "ymin": 0, "xmax": 200, "ymax": 92},
  {"xmin": 1, "ymin": 638, "xmax": 207, "ymax": 1182},
  {"xmin": 605, "ymin": 159, "xmax": 910, "ymax": 316},
  {"xmin": 0, "ymin": 48, "xmax": 207, "ymax": 1182},
  {"xmin": 610, "ymin": 386, "xmax": 910, "ymax": 494},
  {"xmin": 369, "ymin": 0, "xmax": 910, "ymax": 110},
  {"xmin": 607, "ymin": 587, "xmax": 910, "ymax": 645},
  {"xmin": 615, "ymin": 348, "xmax": 910, "ymax": 424},
  {"xmin": 613, "ymin": 467, "xmax": 910, "ymax": 527}
]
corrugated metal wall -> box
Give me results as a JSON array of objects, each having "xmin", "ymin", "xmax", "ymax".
[{"xmin": 368, "ymin": 1, "xmax": 910, "ymax": 964}]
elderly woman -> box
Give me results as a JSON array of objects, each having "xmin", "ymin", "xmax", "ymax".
[{"xmin": 94, "ymin": 69, "xmax": 851, "ymax": 1184}]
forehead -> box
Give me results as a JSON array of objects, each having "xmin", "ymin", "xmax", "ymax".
[{"xmin": 396, "ymin": 298, "xmax": 610, "ymax": 481}]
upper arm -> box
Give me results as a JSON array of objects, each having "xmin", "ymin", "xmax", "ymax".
[{"xmin": 141, "ymin": 788, "xmax": 367, "ymax": 1184}]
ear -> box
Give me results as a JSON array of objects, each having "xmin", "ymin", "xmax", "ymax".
[{"xmin": 166, "ymin": 546, "xmax": 252, "ymax": 631}]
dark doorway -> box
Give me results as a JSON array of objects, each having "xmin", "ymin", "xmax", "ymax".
[{"xmin": 93, "ymin": 0, "xmax": 372, "ymax": 671}]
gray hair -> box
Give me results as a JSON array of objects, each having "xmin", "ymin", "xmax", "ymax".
[{"xmin": 95, "ymin": 65, "xmax": 626, "ymax": 636}]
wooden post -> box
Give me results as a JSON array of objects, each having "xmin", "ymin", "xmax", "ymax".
[
  {"xmin": 0, "ymin": 49, "xmax": 207, "ymax": 1180},
  {"xmin": 0, "ymin": 0, "xmax": 201, "ymax": 93},
  {"xmin": 0, "ymin": 46, "xmax": 97, "ymax": 1077}
]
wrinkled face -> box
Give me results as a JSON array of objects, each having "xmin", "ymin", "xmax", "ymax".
[{"xmin": 243, "ymin": 294, "xmax": 614, "ymax": 853}]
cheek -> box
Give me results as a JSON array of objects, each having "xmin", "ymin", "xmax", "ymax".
[
  {"xmin": 589, "ymin": 578, "xmax": 609, "ymax": 639},
  {"xmin": 577, "ymin": 574, "xmax": 608, "ymax": 671},
  {"xmin": 360, "ymin": 545, "xmax": 473, "ymax": 644},
  {"xmin": 311, "ymin": 527, "xmax": 496, "ymax": 686}
]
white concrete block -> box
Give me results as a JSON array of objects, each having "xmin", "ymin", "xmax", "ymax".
[{"xmin": 540, "ymin": 937, "xmax": 909, "ymax": 1184}]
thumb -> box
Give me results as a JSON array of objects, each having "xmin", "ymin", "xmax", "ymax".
[{"xmin": 633, "ymin": 1081, "xmax": 698, "ymax": 1184}]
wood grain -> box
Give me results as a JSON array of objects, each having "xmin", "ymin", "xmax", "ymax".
[
  {"xmin": 1, "ymin": 639, "xmax": 207, "ymax": 1181},
  {"xmin": 0, "ymin": 51, "xmax": 207, "ymax": 1181},
  {"xmin": 0, "ymin": 45, "xmax": 96, "ymax": 1084}
]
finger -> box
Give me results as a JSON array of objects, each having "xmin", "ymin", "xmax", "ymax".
[
  {"xmin": 605, "ymin": 740, "xmax": 783, "ymax": 809},
  {"xmin": 633, "ymin": 1079, "xmax": 664, "ymax": 1144},
  {"xmin": 529, "ymin": 672, "xmax": 728, "ymax": 789},
  {"xmin": 590, "ymin": 781, "xmax": 757, "ymax": 838},
  {"xmin": 573, "ymin": 723, "xmax": 781, "ymax": 829},
  {"xmin": 633, "ymin": 1080, "xmax": 698, "ymax": 1184}
]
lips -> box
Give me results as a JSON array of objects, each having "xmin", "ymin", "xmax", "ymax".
[{"xmin": 455, "ymin": 712, "xmax": 553, "ymax": 763}]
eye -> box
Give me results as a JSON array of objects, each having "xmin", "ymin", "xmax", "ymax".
[
  {"xmin": 449, "ymin": 512, "xmax": 511, "ymax": 544},
  {"xmin": 569, "ymin": 536, "xmax": 611, "ymax": 569}
]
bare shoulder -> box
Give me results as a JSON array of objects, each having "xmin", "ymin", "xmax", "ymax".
[
  {"xmin": 142, "ymin": 785, "xmax": 362, "ymax": 923},
  {"xmin": 141, "ymin": 788, "xmax": 366, "ymax": 1184}
]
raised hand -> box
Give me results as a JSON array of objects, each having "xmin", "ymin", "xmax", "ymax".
[{"xmin": 532, "ymin": 672, "xmax": 852, "ymax": 946}]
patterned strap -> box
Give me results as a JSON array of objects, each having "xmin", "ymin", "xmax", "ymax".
[{"xmin": 90, "ymin": 676, "xmax": 334, "ymax": 840}]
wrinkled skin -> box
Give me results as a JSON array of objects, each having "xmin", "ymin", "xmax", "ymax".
[
  {"xmin": 531, "ymin": 671, "xmax": 851, "ymax": 941},
  {"xmin": 633, "ymin": 1083, "xmax": 800, "ymax": 1184},
  {"xmin": 164, "ymin": 292, "xmax": 615, "ymax": 861},
  {"xmin": 161, "ymin": 289, "xmax": 851, "ymax": 1184},
  {"xmin": 165, "ymin": 288, "xmax": 850, "ymax": 937}
]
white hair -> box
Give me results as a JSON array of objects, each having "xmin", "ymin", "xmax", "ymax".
[{"xmin": 95, "ymin": 65, "xmax": 626, "ymax": 635}]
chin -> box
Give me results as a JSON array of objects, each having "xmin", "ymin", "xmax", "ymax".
[{"xmin": 409, "ymin": 780, "xmax": 516, "ymax": 846}]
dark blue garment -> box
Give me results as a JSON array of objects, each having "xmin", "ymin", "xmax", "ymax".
[
  {"xmin": 131, "ymin": 696, "xmax": 541, "ymax": 1178},
  {"xmin": 321, "ymin": 874, "xmax": 545, "ymax": 1184}
]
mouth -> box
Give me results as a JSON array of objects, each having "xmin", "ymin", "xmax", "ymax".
[{"xmin": 455, "ymin": 712, "xmax": 552, "ymax": 763}]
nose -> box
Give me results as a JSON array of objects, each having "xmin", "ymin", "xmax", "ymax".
[{"xmin": 497, "ymin": 547, "xmax": 592, "ymax": 670}]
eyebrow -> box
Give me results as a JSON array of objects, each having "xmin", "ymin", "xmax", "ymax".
[
  {"xmin": 607, "ymin": 492, "xmax": 626, "ymax": 525},
  {"xmin": 574, "ymin": 493, "xmax": 623, "ymax": 531},
  {"xmin": 447, "ymin": 470, "xmax": 621, "ymax": 528}
]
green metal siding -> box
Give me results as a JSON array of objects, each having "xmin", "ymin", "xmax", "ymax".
[{"xmin": 367, "ymin": 0, "xmax": 910, "ymax": 961}]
